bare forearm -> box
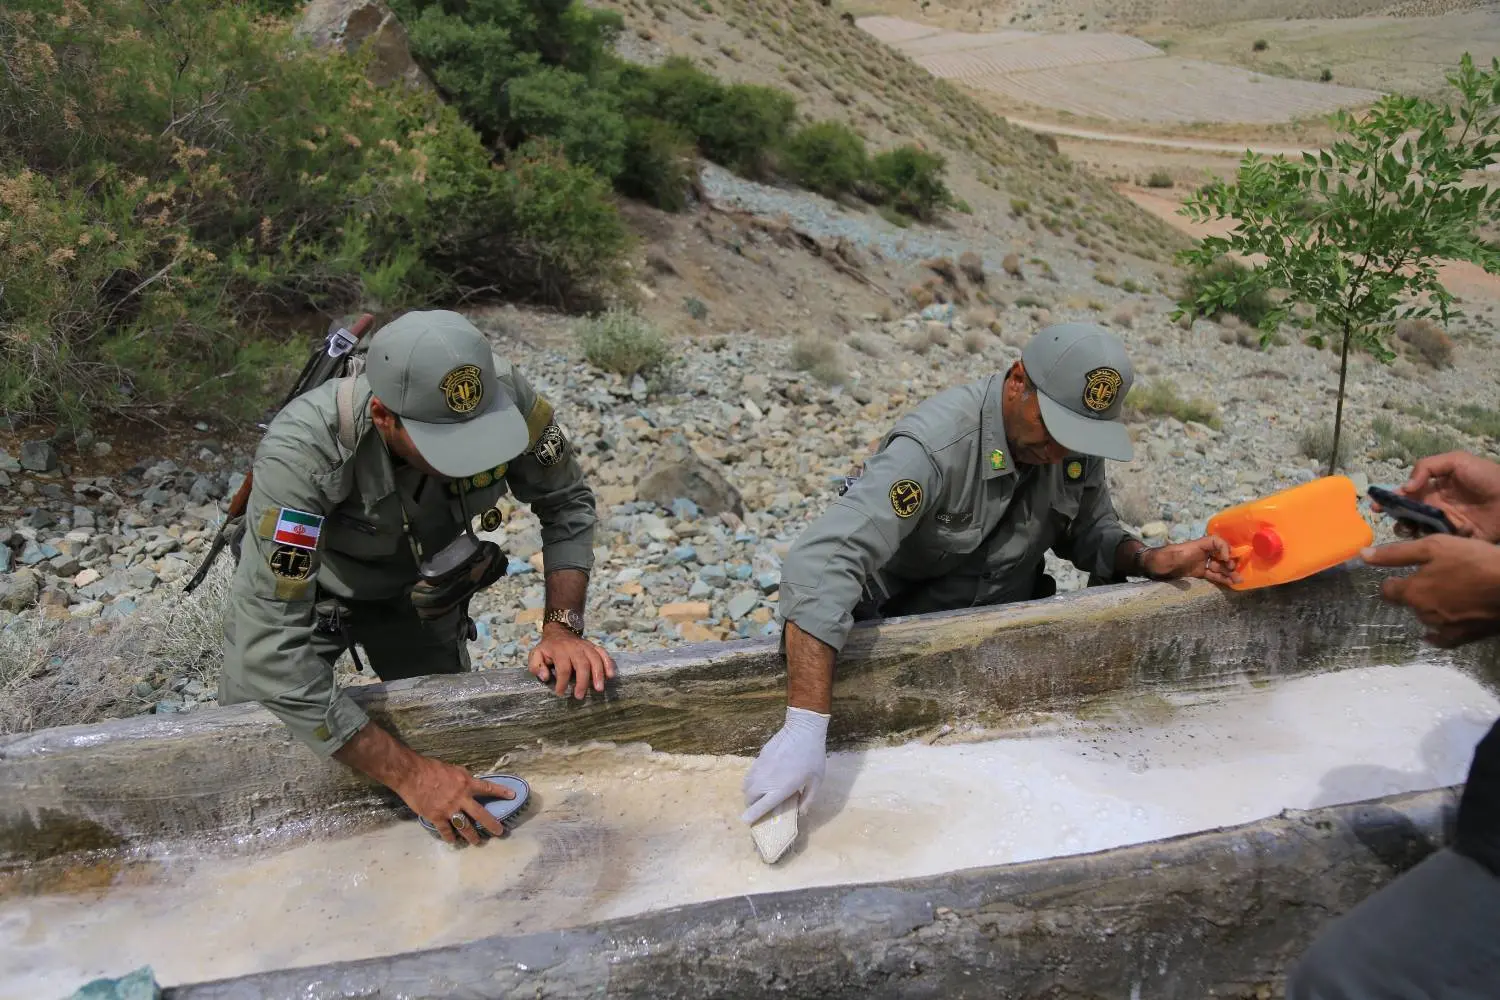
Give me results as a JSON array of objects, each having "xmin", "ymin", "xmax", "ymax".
[
  {"xmin": 332, "ymin": 721, "xmax": 421, "ymax": 792},
  {"xmin": 545, "ymin": 567, "xmax": 589, "ymax": 613},
  {"xmin": 785, "ymin": 620, "xmax": 837, "ymax": 714},
  {"xmin": 1114, "ymin": 537, "xmax": 1149, "ymax": 579}
]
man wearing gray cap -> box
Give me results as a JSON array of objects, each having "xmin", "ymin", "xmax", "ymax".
[
  {"xmin": 742, "ymin": 323, "xmax": 1239, "ymax": 828},
  {"xmin": 219, "ymin": 310, "xmax": 610, "ymax": 844}
]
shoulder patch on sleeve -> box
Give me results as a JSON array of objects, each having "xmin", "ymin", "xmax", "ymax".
[
  {"xmin": 889, "ymin": 479, "xmax": 924, "ymax": 518},
  {"xmin": 265, "ymin": 542, "xmax": 318, "ymax": 601},
  {"xmin": 1065, "ymin": 458, "xmax": 1085, "ymax": 482},
  {"xmin": 258, "ymin": 507, "xmax": 324, "ymax": 549},
  {"xmin": 531, "ymin": 422, "xmax": 569, "ymax": 467},
  {"xmin": 526, "ymin": 395, "xmax": 555, "ymax": 448}
]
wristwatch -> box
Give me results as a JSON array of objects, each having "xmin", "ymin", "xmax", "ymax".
[
  {"xmin": 543, "ymin": 608, "xmax": 585, "ymax": 636},
  {"xmin": 1134, "ymin": 544, "xmax": 1161, "ymax": 581}
]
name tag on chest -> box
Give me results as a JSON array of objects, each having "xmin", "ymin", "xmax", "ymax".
[{"xmin": 933, "ymin": 511, "xmax": 973, "ymax": 529}]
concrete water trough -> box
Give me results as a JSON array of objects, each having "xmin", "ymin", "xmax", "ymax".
[{"xmin": 3, "ymin": 566, "xmax": 1498, "ymax": 998}]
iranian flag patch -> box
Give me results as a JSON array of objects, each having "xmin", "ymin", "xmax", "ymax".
[{"xmin": 272, "ymin": 508, "xmax": 324, "ymax": 549}]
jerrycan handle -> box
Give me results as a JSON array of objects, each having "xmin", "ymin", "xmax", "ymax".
[{"xmin": 1230, "ymin": 526, "xmax": 1285, "ymax": 565}]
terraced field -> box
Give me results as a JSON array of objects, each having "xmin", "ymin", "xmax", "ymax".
[{"xmin": 859, "ymin": 16, "xmax": 1384, "ymax": 125}]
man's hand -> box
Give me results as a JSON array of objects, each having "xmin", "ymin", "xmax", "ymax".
[
  {"xmin": 742, "ymin": 707, "xmax": 829, "ymax": 825},
  {"xmin": 1141, "ymin": 536, "xmax": 1242, "ymax": 586},
  {"xmin": 332, "ymin": 722, "xmax": 513, "ymax": 845},
  {"xmin": 393, "ymin": 755, "xmax": 516, "ymax": 845},
  {"xmin": 1362, "ymin": 534, "xmax": 1500, "ymax": 648},
  {"xmin": 529, "ymin": 622, "xmax": 616, "ymax": 699},
  {"xmin": 1381, "ymin": 452, "xmax": 1500, "ymax": 542}
]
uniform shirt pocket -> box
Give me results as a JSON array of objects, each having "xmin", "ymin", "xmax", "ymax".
[{"xmin": 323, "ymin": 511, "xmax": 401, "ymax": 560}]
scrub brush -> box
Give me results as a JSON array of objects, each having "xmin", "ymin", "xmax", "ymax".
[
  {"xmin": 419, "ymin": 773, "xmax": 531, "ymax": 840},
  {"xmin": 750, "ymin": 793, "xmax": 800, "ymax": 864}
]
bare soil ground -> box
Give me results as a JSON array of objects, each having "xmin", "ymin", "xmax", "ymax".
[
  {"xmin": 861, "ymin": 17, "xmax": 1382, "ymax": 125},
  {"xmin": 1142, "ymin": 11, "xmax": 1500, "ymax": 98},
  {"xmin": 846, "ymin": 0, "xmax": 1491, "ymax": 34}
]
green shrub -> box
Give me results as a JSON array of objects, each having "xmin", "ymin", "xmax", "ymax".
[
  {"xmin": 1146, "ymin": 171, "xmax": 1174, "ymax": 189},
  {"xmin": 694, "ymin": 82, "xmax": 798, "ymax": 178},
  {"xmin": 616, "ymin": 117, "xmax": 697, "ymax": 211},
  {"xmin": 870, "ymin": 145, "xmax": 952, "ymax": 221},
  {"xmin": 1319, "ymin": 68, "xmax": 1334, "ymax": 82},
  {"xmin": 576, "ymin": 309, "xmax": 670, "ymax": 377},
  {"xmin": 0, "ymin": 0, "xmax": 628, "ymax": 426},
  {"xmin": 1253, "ymin": 38, "xmax": 1269, "ymax": 52},
  {"xmin": 395, "ymin": 0, "xmax": 625, "ymax": 146},
  {"xmin": 1179, "ymin": 257, "xmax": 1274, "ymax": 328},
  {"xmin": 488, "ymin": 140, "xmax": 631, "ymax": 303},
  {"xmin": 505, "ymin": 67, "xmax": 628, "ymax": 179},
  {"xmin": 781, "ymin": 121, "xmax": 869, "ymax": 198}
]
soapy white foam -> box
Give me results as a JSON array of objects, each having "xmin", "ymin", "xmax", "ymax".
[{"xmin": 2, "ymin": 661, "xmax": 1496, "ymax": 996}]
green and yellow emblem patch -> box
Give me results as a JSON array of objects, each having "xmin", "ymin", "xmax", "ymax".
[
  {"xmin": 1065, "ymin": 459, "xmax": 1085, "ymax": 482},
  {"xmin": 449, "ymin": 463, "xmax": 507, "ymax": 494},
  {"xmin": 889, "ymin": 479, "xmax": 923, "ymax": 518}
]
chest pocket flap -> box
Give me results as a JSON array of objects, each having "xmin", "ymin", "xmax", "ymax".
[{"xmin": 323, "ymin": 510, "xmax": 401, "ymax": 559}]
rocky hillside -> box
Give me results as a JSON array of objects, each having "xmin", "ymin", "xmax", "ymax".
[
  {"xmin": 598, "ymin": 0, "xmax": 1183, "ymax": 261},
  {"xmin": 3, "ymin": 0, "xmax": 1496, "ymax": 735},
  {"xmin": 5, "ymin": 193, "xmax": 1496, "ymax": 725}
]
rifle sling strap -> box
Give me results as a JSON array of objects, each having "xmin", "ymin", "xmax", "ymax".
[{"xmin": 336, "ymin": 376, "xmax": 359, "ymax": 453}]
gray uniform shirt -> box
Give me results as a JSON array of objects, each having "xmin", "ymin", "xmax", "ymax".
[
  {"xmin": 778, "ymin": 374, "xmax": 1133, "ymax": 652},
  {"xmin": 219, "ymin": 356, "xmax": 596, "ymax": 755}
]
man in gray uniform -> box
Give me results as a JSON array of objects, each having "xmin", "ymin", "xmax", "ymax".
[
  {"xmin": 742, "ymin": 323, "xmax": 1239, "ymax": 826},
  {"xmin": 219, "ymin": 310, "xmax": 612, "ymax": 844}
]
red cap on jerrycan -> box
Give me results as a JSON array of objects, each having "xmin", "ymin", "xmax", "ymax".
[{"xmin": 1205, "ymin": 475, "xmax": 1373, "ymax": 591}]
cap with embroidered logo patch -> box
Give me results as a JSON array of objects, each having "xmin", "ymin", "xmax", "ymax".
[
  {"xmin": 364, "ymin": 310, "xmax": 530, "ymax": 478},
  {"xmin": 1021, "ymin": 322, "xmax": 1134, "ymax": 462}
]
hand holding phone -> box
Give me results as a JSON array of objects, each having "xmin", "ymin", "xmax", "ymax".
[{"xmin": 1367, "ymin": 485, "xmax": 1456, "ymax": 536}]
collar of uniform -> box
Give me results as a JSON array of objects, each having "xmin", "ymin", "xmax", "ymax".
[
  {"xmin": 980, "ymin": 373, "xmax": 1015, "ymax": 479},
  {"xmin": 349, "ymin": 376, "xmax": 398, "ymax": 513}
]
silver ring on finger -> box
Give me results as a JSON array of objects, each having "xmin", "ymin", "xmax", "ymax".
[{"xmin": 450, "ymin": 812, "xmax": 469, "ymax": 831}]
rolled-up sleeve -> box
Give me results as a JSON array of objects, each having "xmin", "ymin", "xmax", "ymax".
[
  {"xmin": 778, "ymin": 435, "xmax": 942, "ymax": 652},
  {"xmin": 503, "ymin": 366, "xmax": 597, "ymax": 574},
  {"xmin": 1054, "ymin": 461, "xmax": 1135, "ymax": 582},
  {"xmin": 218, "ymin": 453, "xmax": 368, "ymax": 757}
]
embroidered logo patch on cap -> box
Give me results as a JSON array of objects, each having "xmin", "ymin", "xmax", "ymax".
[
  {"xmin": 1083, "ymin": 367, "xmax": 1123, "ymax": 412},
  {"xmin": 440, "ymin": 364, "xmax": 484, "ymax": 414}
]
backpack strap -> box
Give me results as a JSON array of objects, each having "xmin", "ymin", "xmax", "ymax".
[{"xmin": 336, "ymin": 376, "xmax": 359, "ymax": 453}]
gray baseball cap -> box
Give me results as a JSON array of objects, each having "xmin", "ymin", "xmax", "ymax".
[
  {"xmin": 1021, "ymin": 323, "xmax": 1134, "ymax": 462},
  {"xmin": 365, "ymin": 310, "xmax": 530, "ymax": 478}
]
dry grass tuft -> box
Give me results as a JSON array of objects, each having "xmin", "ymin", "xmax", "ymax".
[
  {"xmin": 0, "ymin": 560, "xmax": 232, "ymax": 736},
  {"xmin": 1396, "ymin": 318, "xmax": 1455, "ymax": 370},
  {"xmin": 790, "ymin": 332, "xmax": 847, "ymax": 384},
  {"xmin": 958, "ymin": 251, "xmax": 985, "ymax": 286}
]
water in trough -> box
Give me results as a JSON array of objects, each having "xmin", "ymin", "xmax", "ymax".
[{"xmin": 2, "ymin": 660, "xmax": 1496, "ymax": 997}]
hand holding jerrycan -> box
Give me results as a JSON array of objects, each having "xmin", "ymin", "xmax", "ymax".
[{"xmin": 1207, "ymin": 475, "xmax": 1374, "ymax": 591}]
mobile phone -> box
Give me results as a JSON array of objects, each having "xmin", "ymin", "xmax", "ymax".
[{"xmin": 1367, "ymin": 486, "xmax": 1456, "ymax": 535}]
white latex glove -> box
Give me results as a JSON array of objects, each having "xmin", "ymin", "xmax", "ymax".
[{"xmin": 741, "ymin": 706, "xmax": 830, "ymax": 825}]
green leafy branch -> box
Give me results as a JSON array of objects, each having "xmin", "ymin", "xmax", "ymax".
[{"xmin": 1172, "ymin": 54, "xmax": 1500, "ymax": 475}]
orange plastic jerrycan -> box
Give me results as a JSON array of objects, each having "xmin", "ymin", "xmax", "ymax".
[{"xmin": 1206, "ymin": 475, "xmax": 1374, "ymax": 591}]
